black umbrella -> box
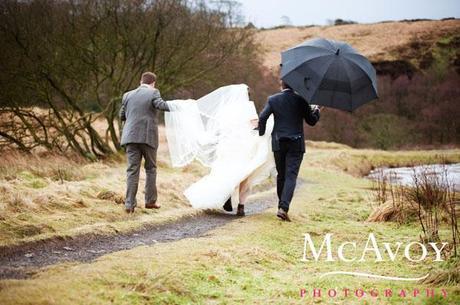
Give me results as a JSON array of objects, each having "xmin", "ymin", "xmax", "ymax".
[{"xmin": 280, "ymin": 38, "xmax": 378, "ymax": 111}]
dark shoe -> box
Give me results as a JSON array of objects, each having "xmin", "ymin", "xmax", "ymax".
[
  {"xmin": 125, "ymin": 206, "xmax": 135, "ymax": 214},
  {"xmin": 236, "ymin": 204, "xmax": 245, "ymax": 216},
  {"xmin": 276, "ymin": 208, "xmax": 291, "ymax": 222},
  {"xmin": 145, "ymin": 202, "xmax": 161, "ymax": 209},
  {"xmin": 223, "ymin": 198, "xmax": 233, "ymax": 212}
]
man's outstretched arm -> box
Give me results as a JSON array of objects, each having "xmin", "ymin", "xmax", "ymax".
[
  {"xmin": 258, "ymin": 99, "xmax": 273, "ymax": 136},
  {"xmin": 152, "ymin": 89, "xmax": 170, "ymax": 112}
]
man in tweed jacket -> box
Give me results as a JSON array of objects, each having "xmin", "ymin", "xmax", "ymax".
[{"xmin": 120, "ymin": 72, "xmax": 171, "ymax": 213}]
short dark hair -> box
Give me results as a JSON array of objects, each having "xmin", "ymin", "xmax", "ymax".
[
  {"xmin": 141, "ymin": 72, "xmax": 157, "ymax": 84},
  {"xmin": 281, "ymin": 80, "xmax": 291, "ymax": 90}
]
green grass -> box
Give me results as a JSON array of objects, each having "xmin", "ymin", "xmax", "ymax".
[
  {"xmin": 18, "ymin": 171, "xmax": 48, "ymax": 189},
  {"xmin": 0, "ymin": 145, "xmax": 458, "ymax": 304}
]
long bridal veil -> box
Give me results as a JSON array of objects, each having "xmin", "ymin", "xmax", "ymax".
[
  {"xmin": 165, "ymin": 84, "xmax": 274, "ymax": 209},
  {"xmin": 165, "ymin": 84, "xmax": 253, "ymax": 167}
]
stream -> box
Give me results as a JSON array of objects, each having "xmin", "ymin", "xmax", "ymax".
[{"xmin": 366, "ymin": 163, "xmax": 460, "ymax": 191}]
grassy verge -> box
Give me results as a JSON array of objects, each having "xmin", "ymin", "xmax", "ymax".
[
  {"xmin": 0, "ymin": 148, "xmax": 208, "ymax": 248},
  {"xmin": 0, "ymin": 144, "xmax": 458, "ymax": 304}
]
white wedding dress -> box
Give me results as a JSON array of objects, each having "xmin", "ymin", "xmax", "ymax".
[{"xmin": 165, "ymin": 84, "xmax": 275, "ymax": 209}]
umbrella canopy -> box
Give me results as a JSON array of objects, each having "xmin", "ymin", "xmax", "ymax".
[{"xmin": 280, "ymin": 38, "xmax": 378, "ymax": 111}]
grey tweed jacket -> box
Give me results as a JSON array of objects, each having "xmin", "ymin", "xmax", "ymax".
[{"xmin": 119, "ymin": 84, "xmax": 170, "ymax": 148}]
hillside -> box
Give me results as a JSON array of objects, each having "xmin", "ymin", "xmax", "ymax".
[{"xmin": 255, "ymin": 19, "xmax": 460, "ymax": 77}]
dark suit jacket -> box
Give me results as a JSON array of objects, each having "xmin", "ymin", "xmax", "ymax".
[{"xmin": 258, "ymin": 89, "xmax": 320, "ymax": 152}]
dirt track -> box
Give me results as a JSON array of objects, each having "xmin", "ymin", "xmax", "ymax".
[{"xmin": 0, "ymin": 192, "xmax": 277, "ymax": 280}]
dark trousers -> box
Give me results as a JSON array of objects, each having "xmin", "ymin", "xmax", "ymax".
[{"xmin": 274, "ymin": 140, "xmax": 304, "ymax": 212}]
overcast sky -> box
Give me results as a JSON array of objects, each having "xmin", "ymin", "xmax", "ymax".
[{"xmin": 238, "ymin": 0, "xmax": 460, "ymax": 27}]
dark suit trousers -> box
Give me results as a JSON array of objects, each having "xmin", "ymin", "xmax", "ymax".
[{"xmin": 274, "ymin": 140, "xmax": 304, "ymax": 212}]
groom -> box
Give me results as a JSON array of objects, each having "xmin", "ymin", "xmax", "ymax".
[
  {"xmin": 258, "ymin": 80, "xmax": 320, "ymax": 221},
  {"xmin": 119, "ymin": 72, "xmax": 171, "ymax": 213}
]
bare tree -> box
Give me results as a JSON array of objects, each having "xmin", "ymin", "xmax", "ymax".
[
  {"xmin": 280, "ymin": 16, "xmax": 292, "ymax": 27},
  {"xmin": 0, "ymin": 0, "xmax": 262, "ymax": 159},
  {"xmin": 209, "ymin": 0, "xmax": 244, "ymax": 27}
]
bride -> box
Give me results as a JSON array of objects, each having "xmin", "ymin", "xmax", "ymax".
[{"xmin": 165, "ymin": 84, "xmax": 274, "ymax": 216}]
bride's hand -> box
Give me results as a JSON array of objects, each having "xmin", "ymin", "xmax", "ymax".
[{"xmin": 250, "ymin": 119, "xmax": 259, "ymax": 128}]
